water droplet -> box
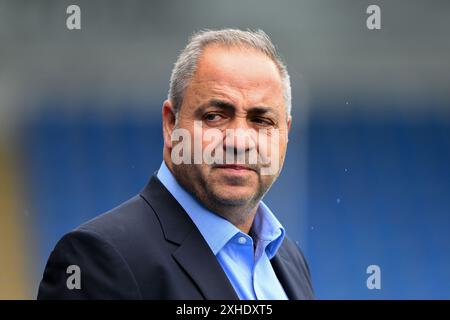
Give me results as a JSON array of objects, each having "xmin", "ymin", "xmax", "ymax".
[{"xmin": 336, "ymin": 198, "xmax": 341, "ymax": 204}]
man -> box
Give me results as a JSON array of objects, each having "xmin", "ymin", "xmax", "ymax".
[{"xmin": 37, "ymin": 29, "xmax": 314, "ymax": 300}]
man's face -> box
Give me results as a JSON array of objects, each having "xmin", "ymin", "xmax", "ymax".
[{"xmin": 165, "ymin": 45, "xmax": 291, "ymax": 217}]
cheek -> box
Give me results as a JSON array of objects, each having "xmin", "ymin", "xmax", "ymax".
[
  {"xmin": 273, "ymin": 129, "xmax": 288, "ymax": 154},
  {"xmin": 177, "ymin": 120, "xmax": 203, "ymax": 154},
  {"xmin": 257, "ymin": 132, "xmax": 287, "ymax": 161},
  {"xmin": 201, "ymin": 130, "xmax": 223, "ymax": 149},
  {"xmin": 278, "ymin": 138, "xmax": 288, "ymax": 156}
]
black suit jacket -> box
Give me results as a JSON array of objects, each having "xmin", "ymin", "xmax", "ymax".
[{"xmin": 37, "ymin": 175, "xmax": 314, "ymax": 299}]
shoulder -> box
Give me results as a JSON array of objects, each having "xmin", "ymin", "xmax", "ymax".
[
  {"xmin": 63, "ymin": 193, "xmax": 171, "ymax": 273},
  {"xmin": 38, "ymin": 194, "xmax": 168, "ymax": 299},
  {"xmin": 76, "ymin": 195, "xmax": 163, "ymax": 247},
  {"xmin": 38, "ymin": 213, "xmax": 144, "ymax": 299}
]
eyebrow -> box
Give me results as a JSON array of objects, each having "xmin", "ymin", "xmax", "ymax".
[{"xmin": 195, "ymin": 99, "xmax": 278, "ymax": 118}]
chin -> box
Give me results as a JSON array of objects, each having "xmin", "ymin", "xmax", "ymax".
[{"xmin": 211, "ymin": 186, "xmax": 255, "ymax": 206}]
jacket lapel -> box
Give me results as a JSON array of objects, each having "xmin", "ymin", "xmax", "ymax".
[
  {"xmin": 271, "ymin": 252, "xmax": 301, "ymax": 300},
  {"xmin": 140, "ymin": 175, "xmax": 239, "ymax": 300},
  {"xmin": 172, "ymin": 227, "xmax": 239, "ymax": 300},
  {"xmin": 271, "ymin": 241, "xmax": 314, "ymax": 300}
]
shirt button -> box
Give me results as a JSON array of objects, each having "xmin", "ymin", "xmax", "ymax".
[{"xmin": 238, "ymin": 236, "xmax": 247, "ymax": 244}]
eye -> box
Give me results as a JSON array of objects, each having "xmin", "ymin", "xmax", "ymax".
[
  {"xmin": 203, "ymin": 113, "xmax": 224, "ymax": 122},
  {"xmin": 251, "ymin": 117, "xmax": 274, "ymax": 126}
]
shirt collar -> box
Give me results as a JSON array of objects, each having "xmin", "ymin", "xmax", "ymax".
[
  {"xmin": 157, "ymin": 161, "xmax": 285, "ymax": 257},
  {"xmin": 252, "ymin": 202, "xmax": 285, "ymax": 259}
]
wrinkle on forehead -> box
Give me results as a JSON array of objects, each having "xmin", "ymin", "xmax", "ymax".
[
  {"xmin": 194, "ymin": 45, "xmax": 282, "ymax": 90},
  {"xmin": 184, "ymin": 45, "xmax": 285, "ymax": 114}
]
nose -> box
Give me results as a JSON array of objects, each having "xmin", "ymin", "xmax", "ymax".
[{"xmin": 223, "ymin": 117, "xmax": 257, "ymax": 158}]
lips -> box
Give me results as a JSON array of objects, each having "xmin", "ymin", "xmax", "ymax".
[{"xmin": 213, "ymin": 164, "xmax": 256, "ymax": 172}]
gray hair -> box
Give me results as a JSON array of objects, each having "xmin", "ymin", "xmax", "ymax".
[{"xmin": 168, "ymin": 28, "xmax": 292, "ymax": 118}]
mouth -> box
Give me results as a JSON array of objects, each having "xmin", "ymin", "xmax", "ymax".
[{"xmin": 213, "ymin": 164, "xmax": 257, "ymax": 173}]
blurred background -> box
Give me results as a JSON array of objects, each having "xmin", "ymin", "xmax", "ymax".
[{"xmin": 0, "ymin": 0, "xmax": 449, "ymax": 299}]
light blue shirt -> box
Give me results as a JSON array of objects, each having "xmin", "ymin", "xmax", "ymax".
[{"xmin": 157, "ymin": 162, "xmax": 288, "ymax": 300}]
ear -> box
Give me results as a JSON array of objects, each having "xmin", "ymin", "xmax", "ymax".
[
  {"xmin": 285, "ymin": 115, "xmax": 292, "ymax": 143},
  {"xmin": 287, "ymin": 116, "xmax": 292, "ymax": 132},
  {"xmin": 162, "ymin": 100, "xmax": 177, "ymax": 149}
]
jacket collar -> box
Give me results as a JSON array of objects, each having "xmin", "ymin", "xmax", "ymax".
[
  {"xmin": 140, "ymin": 174, "xmax": 300, "ymax": 300},
  {"xmin": 140, "ymin": 175, "xmax": 239, "ymax": 300}
]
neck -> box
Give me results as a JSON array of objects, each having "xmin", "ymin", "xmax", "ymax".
[{"xmin": 233, "ymin": 208, "xmax": 257, "ymax": 234}]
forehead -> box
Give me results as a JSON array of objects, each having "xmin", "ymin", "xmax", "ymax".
[{"xmin": 189, "ymin": 45, "xmax": 284, "ymax": 106}]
